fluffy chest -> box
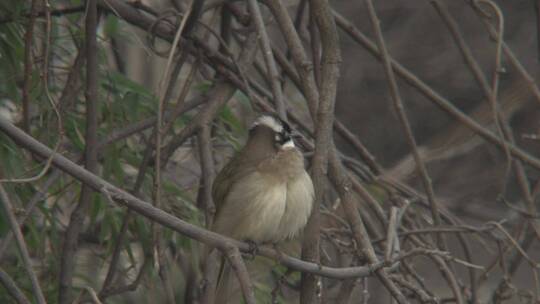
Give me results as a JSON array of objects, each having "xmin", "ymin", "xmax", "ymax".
[
  {"xmin": 212, "ymin": 148, "xmax": 312, "ymax": 242},
  {"xmin": 214, "ymin": 171, "xmax": 287, "ymax": 242},
  {"xmin": 257, "ymin": 148, "xmax": 305, "ymax": 180}
]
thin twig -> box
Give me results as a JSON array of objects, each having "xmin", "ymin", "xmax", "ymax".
[
  {"xmin": 385, "ymin": 208, "xmax": 399, "ymax": 261},
  {"xmin": 153, "ymin": 5, "xmax": 192, "ymax": 304},
  {"xmin": 0, "ymin": 184, "xmax": 46, "ymax": 304},
  {"xmin": 432, "ymin": 0, "xmax": 512, "ymax": 195},
  {"xmin": 1, "ymin": 0, "xmax": 63, "ymax": 184},
  {"xmin": 21, "ymin": 0, "xmax": 38, "ymax": 132},
  {"xmin": 391, "ymin": 275, "xmax": 438, "ymax": 303},
  {"xmin": 470, "ymin": 0, "xmax": 540, "ymax": 105},
  {"xmin": 0, "ymin": 117, "xmax": 399, "ymax": 280},
  {"xmin": 246, "ymin": 0, "xmax": 286, "ymax": 119},
  {"xmin": 0, "ymin": 267, "xmax": 31, "ymax": 304},
  {"xmin": 363, "ymin": 0, "xmax": 442, "ymax": 241},
  {"xmin": 331, "ymin": 10, "xmax": 540, "ymax": 171},
  {"xmin": 161, "ymin": 31, "xmax": 260, "ymax": 164},
  {"xmin": 197, "ymin": 123, "xmax": 216, "ymax": 225},
  {"xmin": 100, "ymin": 257, "xmax": 150, "ymax": 298},
  {"xmin": 224, "ymin": 245, "xmax": 256, "ymax": 304},
  {"xmin": 487, "ymin": 221, "xmax": 538, "ymax": 267},
  {"xmin": 263, "ymin": 1, "xmax": 405, "ymax": 300},
  {"xmin": 0, "ymin": 169, "xmax": 62, "ymax": 260},
  {"xmin": 264, "ymin": 0, "xmax": 319, "ymax": 117},
  {"xmin": 76, "ymin": 286, "xmax": 103, "ymax": 304},
  {"xmin": 0, "ymin": 4, "xmax": 85, "ymax": 24}
]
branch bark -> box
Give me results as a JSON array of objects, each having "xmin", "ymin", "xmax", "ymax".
[
  {"xmin": 21, "ymin": 0, "xmax": 38, "ymax": 132},
  {"xmin": 224, "ymin": 245, "xmax": 256, "ymax": 304},
  {"xmin": 58, "ymin": 0, "xmax": 99, "ymax": 302},
  {"xmin": 300, "ymin": 0, "xmax": 341, "ymax": 303},
  {"xmin": 332, "ymin": 11, "xmax": 540, "ymax": 171},
  {"xmin": 246, "ymin": 0, "xmax": 286, "ymax": 119},
  {"xmin": 264, "ymin": 0, "xmax": 406, "ymax": 301},
  {"xmin": 0, "ymin": 184, "xmax": 46, "ymax": 304},
  {"xmin": 0, "ymin": 267, "xmax": 31, "ymax": 304},
  {"xmin": 0, "ymin": 117, "xmax": 396, "ymax": 280}
]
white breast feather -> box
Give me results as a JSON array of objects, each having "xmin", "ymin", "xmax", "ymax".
[
  {"xmin": 246, "ymin": 185, "xmax": 288, "ymax": 241},
  {"xmin": 281, "ymin": 139, "xmax": 295, "ymax": 149},
  {"xmin": 213, "ymin": 149, "xmax": 312, "ymax": 243},
  {"xmin": 214, "ymin": 172, "xmax": 287, "ymax": 242},
  {"xmin": 276, "ymin": 171, "xmax": 314, "ymax": 240}
]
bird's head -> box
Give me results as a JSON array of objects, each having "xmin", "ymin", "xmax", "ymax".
[{"xmin": 249, "ymin": 113, "xmax": 295, "ymax": 151}]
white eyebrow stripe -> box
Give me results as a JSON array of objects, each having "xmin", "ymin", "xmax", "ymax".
[{"xmin": 253, "ymin": 115, "xmax": 283, "ymax": 133}]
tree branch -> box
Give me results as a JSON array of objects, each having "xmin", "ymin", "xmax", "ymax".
[
  {"xmin": 224, "ymin": 245, "xmax": 256, "ymax": 304},
  {"xmin": 246, "ymin": 0, "xmax": 286, "ymax": 119},
  {"xmin": 58, "ymin": 0, "xmax": 99, "ymax": 302},
  {"xmin": 0, "ymin": 118, "xmax": 396, "ymax": 280},
  {"xmin": 300, "ymin": 0, "xmax": 341, "ymax": 303},
  {"xmin": 0, "ymin": 184, "xmax": 46, "ymax": 304},
  {"xmin": 0, "ymin": 267, "xmax": 31, "ymax": 304}
]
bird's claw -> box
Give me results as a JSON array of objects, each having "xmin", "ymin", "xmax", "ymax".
[{"xmin": 243, "ymin": 240, "xmax": 259, "ymax": 260}]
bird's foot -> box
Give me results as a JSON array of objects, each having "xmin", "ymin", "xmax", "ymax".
[{"xmin": 243, "ymin": 240, "xmax": 259, "ymax": 260}]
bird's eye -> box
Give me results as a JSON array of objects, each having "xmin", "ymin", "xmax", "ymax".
[{"xmin": 274, "ymin": 134, "xmax": 281, "ymax": 142}]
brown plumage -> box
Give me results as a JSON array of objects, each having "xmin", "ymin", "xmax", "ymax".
[
  {"xmin": 211, "ymin": 115, "xmax": 314, "ymax": 243},
  {"xmin": 210, "ymin": 114, "xmax": 314, "ymax": 303}
]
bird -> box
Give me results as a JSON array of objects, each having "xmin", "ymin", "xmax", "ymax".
[
  {"xmin": 212, "ymin": 113, "xmax": 314, "ymax": 244},
  {"xmin": 210, "ymin": 113, "xmax": 314, "ymax": 302}
]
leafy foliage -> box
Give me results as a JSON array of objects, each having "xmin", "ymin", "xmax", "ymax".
[{"xmin": 0, "ymin": 1, "xmax": 238, "ymax": 302}]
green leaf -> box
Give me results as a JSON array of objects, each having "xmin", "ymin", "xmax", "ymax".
[
  {"xmin": 219, "ymin": 105, "xmax": 246, "ymax": 135},
  {"xmin": 194, "ymin": 80, "xmax": 213, "ymax": 93},
  {"xmin": 0, "ymin": 203, "xmax": 8, "ymax": 238},
  {"xmin": 90, "ymin": 193, "xmax": 104, "ymax": 227},
  {"xmin": 104, "ymin": 71, "xmax": 154, "ymax": 99},
  {"xmin": 103, "ymin": 15, "xmax": 119, "ymax": 37}
]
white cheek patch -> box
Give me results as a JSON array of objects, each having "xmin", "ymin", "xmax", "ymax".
[
  {"xmin": 254, "ymin": 116, "xmax": 283, "ymax": 133},
  {"xmin": 281, "ymin": 139, "xmax": 295, "ymax": 149}
]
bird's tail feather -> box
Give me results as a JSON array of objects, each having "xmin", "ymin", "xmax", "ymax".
[{"xmin": 214, "ymin": 255, "xmax": 234, "ymax": 304}]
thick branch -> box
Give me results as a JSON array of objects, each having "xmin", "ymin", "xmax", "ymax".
[
  {"xmin": 300, "ymin": 0, "xmax": 341, "ymax": 303},
  {"xmin": 58, "ymin": 0, "xmax": 99, "ymax": 302},
  {"xmin": 0, "ymin": 118, "xmax": 396, "ymax": 280}
]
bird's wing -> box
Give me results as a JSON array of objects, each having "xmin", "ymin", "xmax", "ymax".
[
  {"xmin": 212, "ymin": 153, "xmax": 258, "ymax": 223},
  {"xmin": 214, "ymin": 254, "xmax": 233, "ymax": 304},
  {"xmin": 212, "ymin": 154, "xmax": 241, "ymax": 210}
]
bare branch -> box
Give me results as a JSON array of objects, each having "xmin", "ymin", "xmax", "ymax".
[
  {"xmin": 0, "ymin": 118, "xmax": 396, "ymax": 280},
  {"xmin": 0, "ymin": 267, "xmax": 31, "ymax": 304},
  {"xmin": 58, "ymin": 0, "xmax": 99, "ymax": 302},
  {"xmin": 332, "ymin": 11, "xmax": 540, "ymax": 171},
  {"xmin": 224, "ymin": 245, "xmax": 256, "ymax": 304},
  {"xmin": 246, "ymin": 0, "xmax": 286, "ymax": 119},
  {"xmin": 0, "ymin": 184, "xmax": 46, "ymax": 304},
  {"xmin": 363, "ymin": 0, "xmax": 442, "ymax": 241},
  {"xmin": 21, "ymin": 0, "xmax": 38, "ymax": 132}
]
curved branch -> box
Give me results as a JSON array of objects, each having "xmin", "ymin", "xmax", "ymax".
[{"xmin": 0, "ymin": 118, "xmax": 395, "ymax": 281}]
